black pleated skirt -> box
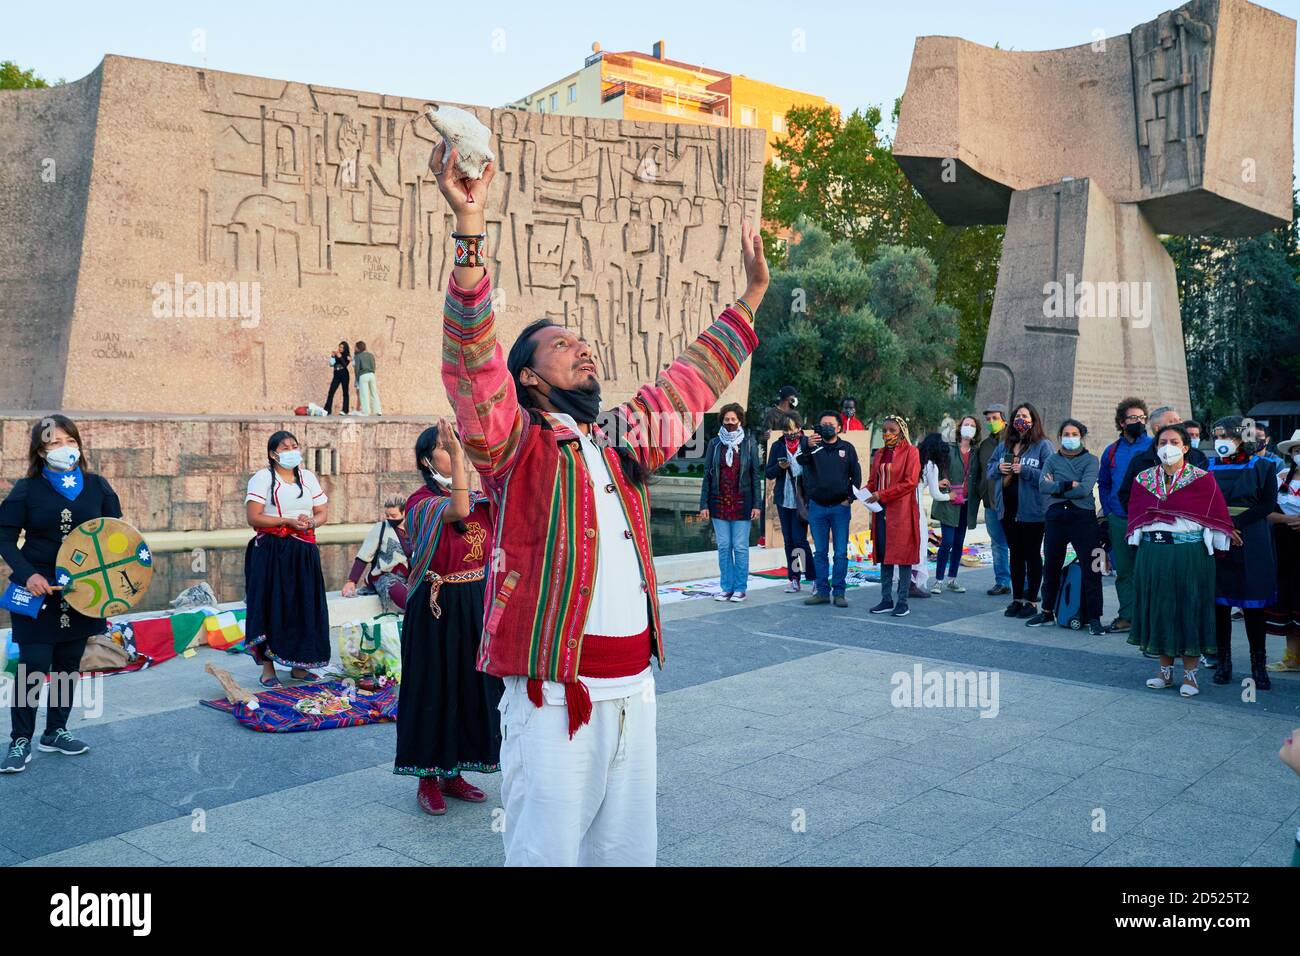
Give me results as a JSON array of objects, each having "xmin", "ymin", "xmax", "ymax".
[
  {"xmin": 243, "ymin": 534, "xmax": 331, "ymax": 670},
  {"xmin": 394, "ymin": 577, "xmax": 503, "ymax": 778}
]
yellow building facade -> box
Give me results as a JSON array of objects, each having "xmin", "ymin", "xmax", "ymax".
[{"xmin": 509, "ymin": 40, "xmax": 831, "ymax": 162}]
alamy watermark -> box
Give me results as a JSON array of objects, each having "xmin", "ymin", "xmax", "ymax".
[
  {"xmin": 151, "ymin": 274, "xmax": 261, "ymax": 328},
  {"xmin": 891, "ymin": 664, "xmax": 1000, "ymax": 718},
  {"xmin": 1042, "ymin": 273, "xmax": 1151, "ymax": 329}
]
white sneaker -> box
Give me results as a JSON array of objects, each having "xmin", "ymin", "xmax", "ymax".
[
  {"xmin": 946, "ymin": 580, "xmax": 966, "ymax": 593},
  {"xmin": 929, "ymin": 581, "xmax": 943, "ymax": 594},
  {"xmin": 1180, "ymin": 669, "xmax": 1200, "ymax": 698},
  {"xmin": 1146, "ymin": 665, "xmax": 1175, "ymax": 690},
  {"xmin": 714, "ymin": 593, "xmax": 733, "ymax": 602},
  {"xmin": 730, "ymin": 593, "xmax": 747, "ymax": 602},
  {"xmin": 783, "ymin": 581, "xmax": 801, "ymax": 593}
]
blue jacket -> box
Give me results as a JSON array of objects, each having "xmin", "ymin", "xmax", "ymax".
[
  {"xmin": 1097, "ymin": 434, "xmax": 1152, "ymax": 517},
  {"xmin": 986, "ymin": 438, "xmax": 1055, "ymax": 523}
]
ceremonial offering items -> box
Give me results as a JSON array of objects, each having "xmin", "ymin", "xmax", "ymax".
[
  {"xmin": 55, "ymin": 518, "xmax": 154, "ymax": 618},
  {"xmin": 425, "ymin": 104, "xmax": 495, "ymax": 179}
]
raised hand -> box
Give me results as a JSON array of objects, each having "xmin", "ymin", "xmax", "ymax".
[
  {"xmin": 738, "ymin": 218, "xmax": 769, "ymax": 314},
  {"xmin": 432, "ymin": 142, "xmax": 494, "ymax": 223}
]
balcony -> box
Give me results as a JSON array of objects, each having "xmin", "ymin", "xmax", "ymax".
[{"xmin": 602, "ymin": 80, "xmax": 730, "ymax": 126}]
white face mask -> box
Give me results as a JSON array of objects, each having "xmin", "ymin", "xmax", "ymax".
[
  {"xmin": 45, "ymin": 446, "xmax": 81, "ymax": 471},
  {"xmin": 1061, "ymin": 436, "xmax": 1081, "ymax": 451},
  {"xmin": 1293, "ymin": 452, "xmax": 1300, "ymax": 467},
  {"xmin": 960, "ymin": 424, "xmax": 976, "ymax": 439},
  {"xmin": 1214, "ymin": 439, "xmax": 1237, "ymax": 458},
  {"xmin": 1158, "ymin": 444, "xmax": 1184, "ymax": 466},
  {"xmin": 431, "ymin": 471, "xmax": 453, "ymax": 488}
]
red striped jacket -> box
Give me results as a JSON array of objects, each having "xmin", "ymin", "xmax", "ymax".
[{"xmin": 442, "ymin": 273, "xmax": 758, "ymax": 683}]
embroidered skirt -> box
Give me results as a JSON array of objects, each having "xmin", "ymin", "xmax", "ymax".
[
  {"xmin": 1128, "ymin": 539, "xmax": 1217, "ymax": 658},
  {"xmin": 394, "ymin": 574, "xmax": 503, "ymax": 778},
  {"xmin": 243, "ymin": 534, "xmax": 331, "ymax": 670}
]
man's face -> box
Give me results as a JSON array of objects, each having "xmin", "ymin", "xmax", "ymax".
[
  {"xmin": 819, "ymin": 416, "xmax": 840, "ymax": 438},
  {"xmin": 1153, "ymin": 410, "xmax": 1181, "ymax": 434},
  {"xmin": 1186, "ymin": 427, "xmax": 1201, "ymax": 445},
  {"xmin": 519, "ymin": 326, "xmax": 598, "ymax": 395},
  {"xmin": 984, "ymin": 412, "xmax": 1004, "ymax": 428},
  {"xmin": 842, "ymin": 402, "xmax": 856, "ymax": 419}
]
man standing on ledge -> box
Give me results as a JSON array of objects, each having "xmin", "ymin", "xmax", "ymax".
[{"xmin": 433, "ymin": 143, "xmax": 767, "ymax": 866}]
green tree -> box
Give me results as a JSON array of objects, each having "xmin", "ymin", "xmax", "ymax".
[
  {"xmin": 763, "ymin": 102, "xmax": 1003, "ymax": 387},
  {"xmin": 0, "ymin": 61, "xmax": 58, "ymax": 89},
  {"xmin": 750, "ymin": 218, "xmax": 958, "ymax": 428},
  {"xmin": 1166, "ymin": 189, "xmax": 1300, "ymax": 420}
]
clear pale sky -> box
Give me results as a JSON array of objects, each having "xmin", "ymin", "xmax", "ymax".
[{"xmin": 7, "ymin": 0, "xmax": 1299, "ymax": 165}]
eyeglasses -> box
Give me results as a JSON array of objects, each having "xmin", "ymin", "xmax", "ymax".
[{"xmin": 1124, "ymin": 414, "xmax": 1148, "ymax": 423}]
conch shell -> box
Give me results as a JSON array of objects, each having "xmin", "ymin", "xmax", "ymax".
[{"xmin": 425, "ymin": 104, "xmax": 495, "ymax": 180}]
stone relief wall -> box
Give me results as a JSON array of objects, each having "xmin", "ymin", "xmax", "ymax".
[{"xmin": 1, "ymin": 56, "xmax": 764, "ymax": 416}]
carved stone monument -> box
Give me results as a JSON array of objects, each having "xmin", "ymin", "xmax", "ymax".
[
  {"xmin": 0, "ymin": 56, "xmax": 765, "ymax": 415},
  {"xmin": 894, "ymin": 0, "xmax": 1295, "ymax": 430}
]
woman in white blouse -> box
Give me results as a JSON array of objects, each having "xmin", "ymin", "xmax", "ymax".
[
  {"xmin": 1125, "ymin": 424, "xmax": 1234, "ymax": 698},
  {"xmin": 243, "ymin": 430, "xmax": 331, "ymax": 686}
]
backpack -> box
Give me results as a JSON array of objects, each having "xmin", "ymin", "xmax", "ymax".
[{"xmin": 1054, "ymin": 559, "xmax": 1085, "ymax": 630}]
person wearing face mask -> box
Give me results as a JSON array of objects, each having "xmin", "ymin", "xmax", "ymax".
[
  {"xmin": 395, "ymin": 420, "xmax": 501, "ymax": 816},
  {"xmin": 974, "ymin": 404, "xmax": 1013, "ymax": 595},
  {"xmin": 1251, "ymin": 421, "xmax": 1287, "ymax": 475},
  {"xmin": 1027, "ymin": 420, "xmax": 1104, "ymax": 633},
  {"xmin": 840, "ymin": 397, "xmax": 866, "ymax": 432},
  {"xmin": 1264, "ymin": 430, "xmax": 1300, "ymax": 674},
  {"xmin": 765, "ymin": 413, "xmax": 815, "ymax": 593},
  {"xmin": 1126, "ymin": 423, "xmax": 1233, "ymax": 697},
  {"xmin": 1117, "ymin": 407, "xmax": 1209, "ymax": 516},
  {"xmin": 342, "ymin": 496, "xmax": 411, "ymax": 613},
  {"xmin": 865, "ymin": 415, "xmax": 921, "ymax": 617},
  {"xmin": 0, "ymin": 416, "xmax": 122, "ymax": 774},
  {"xmin": 699, "ymin": 404, "xmax": 762, "ymax": 603},
  {"xmin": 987, "ymin": 403, "xmax": 1055, "ymax": 619},
  {"xmin": 799, "ymin": 412, "xmax": 863, "ymax": 608},
  {"xmin": 243, "ymin": 430, "xmax": 330, "ymax": 686},
  {"xmin": 1096, "ymin": 398, "xmax": 1152, "ymax": 632},
  {"xmin": 1205, "ymin": 416, "xmax": 1280, "ymax": 690}
]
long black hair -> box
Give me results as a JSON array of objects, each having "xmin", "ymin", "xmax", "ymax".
[
  {"xmin": 506, "ymin": 318, "xmax": 651, "ymax": 486},
  {"xmin": 415, "ymin": 425, "xmax": 467, "ymax": 535},
  {"xmin": 917, "ymin": 432, "xmax": 950, "ymax": 473},
  {"xmin": 266, "ymin": 430, "xmax": 304, "ymax": 493}
]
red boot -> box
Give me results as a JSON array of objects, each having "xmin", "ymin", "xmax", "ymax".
[
  {"xmin": 440, "ymin": 775, "xmax": 486, "ymax": 803},
  {"xmin": 417, "ymin": 776, "xmax": 446, "ymax": 815}
]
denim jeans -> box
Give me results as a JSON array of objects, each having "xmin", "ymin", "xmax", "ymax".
[
  {"xmin": 712, "ymin": 519, "xmax": 751, "ymax": 594},
  {"xmin": 777, "ymin": 506, "xmax": 815, "ymax": 582},
  {"xmin": 934, "ymin": 506, "xmax": 969, "ymax": 582},
  {"xmin": 984, "ymin": 507, "xmax": 1011, "ymax": 588},
  {"xmin": 807, "ymin": 500, "xmax": 851, "ymax": 596}
]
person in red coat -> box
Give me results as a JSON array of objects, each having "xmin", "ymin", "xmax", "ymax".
[{"xmin": 866, "ymin": 416, "xmax": 921, "ymax": 617}]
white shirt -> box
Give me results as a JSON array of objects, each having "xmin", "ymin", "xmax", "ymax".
[
  {"xmin": 1128, "ymin": 515, "xmax": 1229, "ymax": 555},
  {"xmin": 531, "ymin": 413, "xmax": 651, "ymax": 704},
  {"xmin": 923, "ymin": 461, "xmax": 951, "ymax": 502},
  {"xmin": 245, "ymin": 467, "xmax": 327, "ymax": 517},
  {"xmin": 1279, "ymin": 472, "xmax": 1300, "ymax": 517}
]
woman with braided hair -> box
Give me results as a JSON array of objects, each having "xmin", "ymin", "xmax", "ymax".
[{"xmin": 394, "ymin": 419, "xmax": 502, "ymax": 816}]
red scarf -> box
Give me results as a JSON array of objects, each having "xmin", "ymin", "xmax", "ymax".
[{"xmin": 1126, "ymin": 465, "xmax": 1233, "ymax": 538}]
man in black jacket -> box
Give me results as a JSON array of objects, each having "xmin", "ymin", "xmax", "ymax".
[
  {"xmin": 798, "ymin": 411, "xmax": 861, "ymax": 608},
  {"xmin": 1117, "ymin": 406, "xmax": 1209, "ymax": 514}
]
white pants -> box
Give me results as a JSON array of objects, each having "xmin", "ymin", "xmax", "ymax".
[
  {"xmin": 498, "ymin": 676, "xmax": 657, "ymax": 866},
  {"xmin": 357, "ymin": 372, "xmax": 382, "ymax": 415}
]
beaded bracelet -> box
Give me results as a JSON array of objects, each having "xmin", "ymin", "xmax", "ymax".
[{"xmin": 453, "ymin": 232, "xmax": 486, "ymax": 267}]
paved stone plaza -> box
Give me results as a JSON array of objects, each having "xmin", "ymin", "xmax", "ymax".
[{"xmin": 3, "ymin": 563, "xmax": 1298, "ymax": 867}]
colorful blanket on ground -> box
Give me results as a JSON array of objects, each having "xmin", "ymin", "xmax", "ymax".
[
  {"xmin": 751, "ymin": 561, "xmax": 883, "ymax": 587},
  {"xmin": 200, "ymin": 679, "xmax": 399, "ymax": 733},
  {"xmin": 657, "ymin": 575, "xmax": 787, "ymax": 604}
]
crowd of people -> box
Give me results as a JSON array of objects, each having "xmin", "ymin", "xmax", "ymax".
[
  {"xmin": 727, "ymin": 388, "xmax": 1300, "ymax": 700},
  {"xmin": 2, "ymin": 142, "xmax": 1295, "ymax": 870}
]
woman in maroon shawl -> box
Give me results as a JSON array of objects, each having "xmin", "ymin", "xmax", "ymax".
[{"xmin": 1126, "ymin": 423, "xmax": 1235, "ymax": 698}]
